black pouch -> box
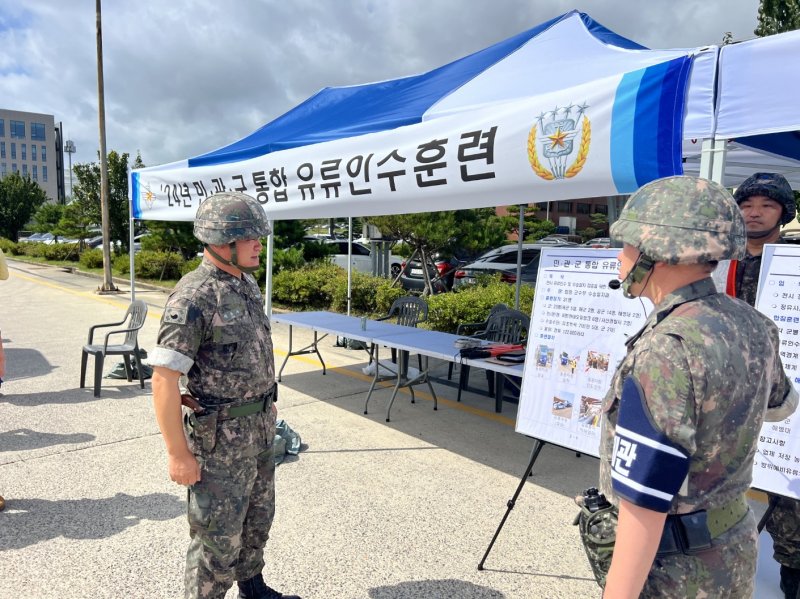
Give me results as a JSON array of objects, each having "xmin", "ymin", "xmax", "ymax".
[{"xmin": 184, "ymin": 409, "xmax": 218, "ymax": 454}]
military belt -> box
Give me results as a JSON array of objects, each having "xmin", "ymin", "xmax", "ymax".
[
  {"xmin": 201, "ymin": 384, "xmax": 276, "ymax": 421},
  {"xmin": 657, "ymin": 494, "xmax": 749, "ymax": 556}
]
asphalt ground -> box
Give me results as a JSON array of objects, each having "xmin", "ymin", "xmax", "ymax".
[{"xmin": 0, "ymin": 259, "xmax": 785, "ymax": 598}]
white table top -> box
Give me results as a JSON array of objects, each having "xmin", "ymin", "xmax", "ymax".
[{"xmin": 273, "ymin": 310, "xmax": 525, "ymax": 376}]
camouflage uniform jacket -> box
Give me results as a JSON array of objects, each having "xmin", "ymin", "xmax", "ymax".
[
  {"xmin": 149, "ymin": 258, "xmax": 275, "ymax": 405},
  {"xmin": 599, "ymin": 277, "xmax": 796, "ymax": 514},
  {"xmin": 734, "ymin": 239, "xmax": 783, "ymax": 308}
]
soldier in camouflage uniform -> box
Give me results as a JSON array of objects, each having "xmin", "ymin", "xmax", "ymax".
[
  {"xmin": 731, "ymin": 173, "xmax": 800, "ymax": 599},
  {"xmin": 150, "ymin": 192, "xmax": 300, "ymax": 599},
  {"xmin": 593, "ymin": 176, "xmax": 798, "ymax": 597}
]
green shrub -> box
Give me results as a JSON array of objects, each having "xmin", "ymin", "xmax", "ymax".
[
  {"xmin": 273, "ymin": 246, "xmax": 305, "ymax": 273},
  {"xmin": 181, "ymin": 256, "xmax": 202, "ymax": 276},
  {"xmin": 426, "ymin": 277, "xmax": 534, "ymax": 333},
  {"xmin": 134, "ymin": 250, "xmax": 184, "ymax": 280},
  {"xmin": 18, "ymin": 242, "xmax": 48, "ymax": 258},
  {"xmin": 375, "ymin": 280, "xmax": 407, "ymax": 314},
  {"xmin": 44, "ymin": 243, "xmax": 80, "ymax": 262},
  {"xmin": 327, "ymin": 270, "xmax": 387, "ymax": 314},
  {"xmin": 272, "ymin": 263, "xmax": 341, "ymax": 309},
  {"xmin": 0, "ymin": 238, "xmax": 18, "ymax": 255},
  {"xmin": 113, "ymin": 253, "xmax": 132, "ymax": 274},
  {"xmin": 80, "ymin": 248, "xmax": 105, "ymax": 269}
]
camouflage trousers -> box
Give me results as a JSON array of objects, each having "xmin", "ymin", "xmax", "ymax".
[
  {"xmin": 766, "ymin": 493, "xmax": 800, "ymax": 569},
  {"xmin": 184, "ymin": 407, "xmax": 277, "ymax": 599},
  {"xmin": 638, "ymin": 510, "xmax": 758, "ymax": 599}
]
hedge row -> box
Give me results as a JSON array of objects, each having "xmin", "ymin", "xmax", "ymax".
[
  {"xmin": 272, "ymin": 262, "xmax": 406, "ymax": 315},
  {"xmin": 272, "ymin": 263, "xmax": 535, "ymax": 332}
]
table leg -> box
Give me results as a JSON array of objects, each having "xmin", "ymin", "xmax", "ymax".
[
  {"xmin": 363, "ymin": 344, "xmax": 380, "ymax": 415},
  {"xmin": 278, "ymin": 325, "xmax": 328, "ymax": 382}
]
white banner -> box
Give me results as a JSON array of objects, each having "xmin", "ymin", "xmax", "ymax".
[
  {"xmin": 515, "ymin": 248, "xmax": 651, "ymax": 456},
  {"xmin": 753, "ymin": 245, "xmax": 800, "ymax": 500},
  {"xmin": 131, "ymin": 59, "xmax": 691, "ymax": 222}
]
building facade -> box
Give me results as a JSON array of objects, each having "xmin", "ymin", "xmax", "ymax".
[{"xmin": 0, "ymin": 108, "xmax": 65, "ymax": 203}]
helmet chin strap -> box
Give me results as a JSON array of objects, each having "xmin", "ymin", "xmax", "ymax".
[
  {"xmin": 746, "ymin": 223, "xmax": 781, "ymax": 240},
  {"xmin": 205, "ymin": 243, "xmax": 260, "ymax": 274},
  {"xmin": 621, "ymin": 254, "xmax": 655, "ymax": 299}
]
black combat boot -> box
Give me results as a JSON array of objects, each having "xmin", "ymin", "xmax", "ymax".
[
  {"xmin": 780, "ymin": 565, "xmax": 800, "ymax": 599},
  {"xmin": 237, "ymin": 573, "xmax": 301, "ymax": 599}
]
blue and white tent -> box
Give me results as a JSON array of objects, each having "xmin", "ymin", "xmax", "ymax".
[{"xmin": 131, "ymin": 10, "xmax": 721, "ymax": 222}]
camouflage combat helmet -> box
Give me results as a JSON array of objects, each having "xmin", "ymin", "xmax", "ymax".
[
  {"xmin": 733, "ymin": 172, "xmax": 796, "ymax": 225},
  {"xmin": 611, "ymin": 175, "xmax": 746, "ymax": 265},
  {"xmin": 194, "ymin": 191, "xmax": 271, "ymax": 245}
]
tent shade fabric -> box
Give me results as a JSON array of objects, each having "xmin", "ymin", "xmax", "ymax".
[{"xmin": 132, "ymin": 10, "xmax": 711, "ymax": 222}]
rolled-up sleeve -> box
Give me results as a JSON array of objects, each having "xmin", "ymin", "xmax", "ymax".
[{"xmin": 149, "ymin": 298, "xmax": 205, "ymax": 375}]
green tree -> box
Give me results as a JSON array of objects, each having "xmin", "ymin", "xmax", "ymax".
[
  {"xmin": 0, "ymin": 172, "xmax": 48, "ymax": 241},
  {"xmin": 59, "ymin": 199, "xmax": 97, "ymax": 248},
  {"xmin": 32, "ymin": 203, "xmax": 65, "ymax": 238},
  {"xmin": 72, "ymin": 150, "xmax": 132, "ymax": 252},
  {"xmin": 367, "ymin": 209, "xmax": 507, "ymax": 294},
  {"xmin": 755, "ymin": 0, "xmax": 800, "ymax": 36},
  {"xmin": 142, "ymin": 221, "xmax": 200, "ymax": 260}
]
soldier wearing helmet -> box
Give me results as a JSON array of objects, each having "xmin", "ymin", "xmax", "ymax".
[
  {"xmin": 725, "ymin": 172, "xmax": 800, "ymax": 599},
  {"xmin": 581, "ymin": 176, "xmax": 797, "ymax": 598},
  {"xmin": 149, "ymin": 192, "xmax": 301, "ymax": 599}
]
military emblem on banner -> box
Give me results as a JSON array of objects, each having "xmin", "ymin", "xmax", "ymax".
[
  {"xmin": 528, "ymin": 102, "xmax": 591, "ymax": 180},
  {"xmin": 142, "ymin": 183, "xmax": 156, "ymax": 210}
]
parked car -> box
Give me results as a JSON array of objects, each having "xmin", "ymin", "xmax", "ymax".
[
  {"xmin": 499, "ymin": 253, "xmax": 542, "ymax": 286},
  {"xmin": 536, "ymin": 235, "xmax": 581, "ymax": 245},
  {"xmin": 581, "ymin": 237, "xmax": 611, "ymax": 248},
  {"xmin": 453, "ymin": 243, "xmax": 552, "ymax": 289},
  {"xmin": 399, "ymin": 253, "xmax": 461, "ymax": 293},
  {"xmin": 321, "ymin": 239, "xmax": 402, "ymax": 277}
]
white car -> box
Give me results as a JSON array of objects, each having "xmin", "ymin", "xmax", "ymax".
[{"xmin": 323, "ymin": 240, "xmax": 401, "ymax": 277}]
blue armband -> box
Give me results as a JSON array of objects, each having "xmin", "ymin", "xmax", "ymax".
[{"xmin": 610, "ymin": 376, "xmax": 690, "ymax": 512}]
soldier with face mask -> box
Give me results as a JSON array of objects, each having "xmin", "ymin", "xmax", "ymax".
[
  {"xmin": 150, "ymin": 192, "xmax": 300, "ymax": 599},
  {"xmin": 578, "ymin": 176, "xmax": 798, "ymax": 598}
]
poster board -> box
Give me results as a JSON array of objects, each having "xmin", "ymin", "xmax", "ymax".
[
  {"xmin": 515, "ymin": 247, "xmax": 651, "ymax": 456},
  {"xmin": 752, "ymin": 244, "xmax": 800, "ymax": 500}
]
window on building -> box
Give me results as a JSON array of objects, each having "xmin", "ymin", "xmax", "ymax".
[
  {"xmin": 12, "ymin": 163, "xmax": 18, "ymax": 173},
  {"xmin": 42, "ymin": 165, "xmax": 48, "ymax": 181},
  {"xmin": 576, "ymin": 202, "xmax": 591, "ymax": 214},
  {"xmin": 22, "ymin": 164, "xmax": 28, "ymax": 177},
  {"xmin": 30, "ymin": 122, "xmax": 46, "ymax": 141},
  {"xmin": 0, "ymin": 141, "xmax": 4, "ymax": 159},
  {"xmin": 21, "ymin": 143, "xmax": 26, "ymax": 161},
  {"xmin": 10, "ymin": 143, "xmax": 16, "ymax": 159},
  {"xmin": 0, "ymin": 119, "xmax": 4, "ymax": 137},
  {"xmin": 593, "ymin": 204, "xmax": 609, "ymax": 215},
  {"xmin": 31, "ymin": 144, "xmax": 36, "ymax": 161},
  {"xmin": 41, "ymin": 145, "xmax": 47, "ymax": 161},
  {"xmin": 32, "ymin": 164, "xmax": 37, "ymax": 181},
  {"xmin": 10, "ymin": 120, "xmax": 25, "ymax": 138},
  {"xmin": 1, "ymin": 163, "xmax": 6, "ymax": 177},
  {"xmin": 556, "ymin": 201, "xmax": 573, "ymax": 213}
]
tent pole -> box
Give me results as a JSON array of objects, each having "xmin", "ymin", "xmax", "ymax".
[
  {"xmin": 515, "ymin": 204, "xmax": 525, "ymax": 310},
  {"xmin": 128, "ymin": 200, "xmax": 136, "ymax": 301},
  {"xmin": 698, "ymin": 138, "xmax": 716, "ymax": 180},
  {"xmin": 347, "ymin": 217, "xmax": 353, "ymax": 316},
  {"xmin": 265, "ymin": 219, "xmax": 274, "ymax": 317},
  {"xmin": 710, "ymin": 140, "xmax": 728, "ymax": 185}
]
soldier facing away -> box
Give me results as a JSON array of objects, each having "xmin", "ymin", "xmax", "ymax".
[
  {"xmin": 580, "ymin": 176, "xmax": 798, "ymax": 598},
  {"xmin": 149, "ymin": 192, "xmax": 300, "ymax": 599}
]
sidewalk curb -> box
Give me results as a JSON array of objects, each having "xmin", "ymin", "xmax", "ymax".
[{"xmin": 8, "ymin": 257, "xmax": 172, "ymax": 294}]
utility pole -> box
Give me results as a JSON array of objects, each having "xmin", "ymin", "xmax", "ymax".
[{"xmin": 95, "ymin": 0, "xmax": 118, "ymax": 293}]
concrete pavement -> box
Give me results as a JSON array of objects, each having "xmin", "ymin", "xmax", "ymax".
[{"xmin": 0, "ymin": 259, "xmax": 784, "ymax": 598}]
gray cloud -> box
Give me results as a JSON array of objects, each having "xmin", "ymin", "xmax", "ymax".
[{"xmin": 0, "ymin": 0, "xmax": 760, "ymax": 169}]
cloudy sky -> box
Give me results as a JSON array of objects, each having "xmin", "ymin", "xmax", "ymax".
[{"xmin": 1, "ymin": 0, "xmax": 762, "ymax": 172}]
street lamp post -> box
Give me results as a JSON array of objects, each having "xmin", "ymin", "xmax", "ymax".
[{"xmin": 64, "ymin": 140, "xmax": 76, "ymax": 199}]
